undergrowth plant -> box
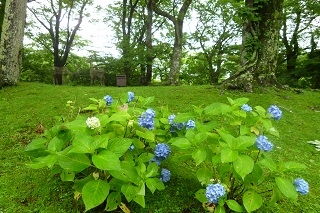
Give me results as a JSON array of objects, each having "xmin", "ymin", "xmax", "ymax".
[
  {"xmin": 169, "ymin": 97, "xmax": 309, "ymax": 212},
  {"xmin": 25, "ymin": 93, "xmax": 309, "ymax": 212}
]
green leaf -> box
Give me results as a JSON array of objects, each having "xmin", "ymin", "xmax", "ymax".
[
  {"xmin": 108, "ymin": 112, "xmax": 131, "ymax": 122},
  {"xmin": 221, "ymin": 148, "xmax": 239, "ymax": 163},
  {"xmin": 69, "ymin": 133, "xmax": 94, "ymax": 154},
  {"xmin": 195, "ymin": 189, "xmax": 207, "ymax": 203},
  {"xmin": 258, "ymin": 155, "xmax": 277, "ymax": 171},
  {"xmin": 239, "ymin": 125, "xmax": 250, "ymax": 136},
  {"xmin": 108, "ymin": 161, "xmax": 141, "ymax": 185},
  {"xmin": 233, "ymin": 155, "xmax": 254, "ymax": 180},
  {"xmin": 44, "ymin": 154, "xmax": 58, "ymax": 168},
  {"xmin": 275, "ymin": 177, "xmax": 298, "ymax": 201},
  {"xmin": 216, "ymin": 130, "xmax": 237, "ymax": 149},
  {"xmin": 121, "ymin": 184, "xmax": 139, "ymax": 202},
  {"xmin": 215, "ymin": 205, "xmax": 226, "ymax": 213},
  {"xmin": 254, "ymin": 106, "xmax": 266, "ymax": 116},
  {"xmin": 233, "ymin": 98, "xmax": 249, "ymax": 106},
  {"xmin": 107, "ymin": 138, "xmax": 133, "ymax": 157},
  {"xmin": 204, "ymin": 102, "xmax": 231, "ymax": 116},
  {"xmin": 195, "ymin": 132, "xmax": 208, "ymax": 144},
  {"xmin": 105, "ymin": 192, "xmax": 121, "ymax": 212},
  {"xmin": 226, "ymin": 200, "xmax": 245, "ymax": 212},
  {"xmin": 65, "ymin": 116, "xmax": 87, "ymax": 132},
  {"xmin": 146, "ymin": 178, "xmax": 165, "ymax": 194},
  {"xmin": 283, "ymin": 161, "xmax": 307, "ymax": 171},
  {"xmin": 236, "ymin": 136, "xmax": 256, "ymax": 150},
  {"xmin": 196, "ymin": 168, "xmax": 212, "ymax": 185},
  {"xmin": 58, "ymin": 153, "xmax": 91, "ymax": 172},
  {"xmin": 243, "ymin": 190, "xmax": 263, "ymax": 212},
  {"xmin": 268, "ymin": 127, "xmax": 279, "ymax": 137},
  {"xmin": 171, "ymin": 138, "xmax": 191, "ymax": 149},
  {"xmin": 135, "ymin": 130, "xmax": 155, "ymax": 142},
  {"xmin": 82, "ymin": 180, "xmax": 110, "ymax": 212},
  {"xmin": 60, "ymin": 170, "xmax": 75, "ymax": 182},
  {"xmin": 146, "ymin": 162, "xmax": 159, "ymax": 178},
  {"xmin": 25, "ymin": 137, "xmax": 47, "ymax": 151},
  {"xmin": 92, "ymin": 150, "xmax": 121, "ymax": 171},
  {"xmin": 142, "ymin": 96, "xmax": 155, "ymax": 106},
  {"xmin": 192, "ymin": 148, "xmax": 207, "ymax": 165},
  {"xmin": 173, "ymin": 112, "xmax": 195, "ymax": 123},
  {"xmin": 133, "ymin": 194, "xmax": 145, "ymax": 208}
]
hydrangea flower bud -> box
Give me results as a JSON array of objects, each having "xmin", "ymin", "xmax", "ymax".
[
  {"xmin": 86, "ymin": 117, "xmax": 100, "ymax": 129},
  {"xmin": 294, "ymin": 178, "xmax": 309, "ymax": 195},
  {"xmin": 186, "ymin": 119, "xmax": 195, "ymax": 130},
  {"xmin": 205, "ymin": 183, "xmax": 226, "ymax": 204},
  {"xmin": 160, "ymin": 168, "xmax": 171, "ymax": 183},
  {"xmin": 268, "ymin": 105, "xmax": 282, "ymax": 120},
  {"xmin": 255, "ymin": 135, "xmax": 274, "ymax": 152},
  {"xmin": 127, "ymin": 91, "xmax": 135, "ymax": 103},
  {"xmin": 104, "ymin": 95, "xmax": 113, "ymax": 106},
  {"xmin": 241, "ymin": 104, "xmax": 252, "ymax": 112}
]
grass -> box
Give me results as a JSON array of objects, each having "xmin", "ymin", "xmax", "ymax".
[{"xmin": 0, "ymin": 82, "xmax": 319, "ymax": 213}]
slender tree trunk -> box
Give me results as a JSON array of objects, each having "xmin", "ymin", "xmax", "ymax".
[
  {"xmin": 145, "ymin": 0, "xmax": 153, "ymax": 85},
  {"xmin": 0, "ymin": 0, "xmax": 27, "ymax": 87}
]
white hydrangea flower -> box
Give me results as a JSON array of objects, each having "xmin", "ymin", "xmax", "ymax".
[{"xmin": 86, "ymin": 117, "xmax": 100, "ymax": 129}]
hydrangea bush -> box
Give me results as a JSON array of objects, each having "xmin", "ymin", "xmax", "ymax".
[
  {"xmin": 25, "ymin": 94, "xmax": 309, "ymax": 212},
  {"xmin": 25, "ymin": 92, "xmax": 173, "ymax": 211},
  {"xmin": 167, "ymin": 97, "xmax": 308, "ymax": 212}
]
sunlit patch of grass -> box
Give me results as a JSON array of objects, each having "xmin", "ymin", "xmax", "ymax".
[{"xmin": 0, "ymin": 82, "xmax": 320, "ymax": 212}]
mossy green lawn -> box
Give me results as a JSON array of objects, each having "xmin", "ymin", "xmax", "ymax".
[{"xmin": 1, "ymin": 82, "xmax": 319, "ymax": 212}]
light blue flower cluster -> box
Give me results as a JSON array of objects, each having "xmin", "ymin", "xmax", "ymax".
[
  {"xmin": 168, "ymin": 114, "xmax": 176, "ymax": 124},
  {"xmin": 205, "ymin": 183, "xmax": 226, "ymax": 204},
  {"xmin": 160, "ymin": 168, "xmax": 171, "ymax": 183},
  {"xmin": 255, "ymin": 135, "xmax": 274, "ymax": 152},
  {"xmin": 129, "ymin": 145, "xmax": 135, "ymax": 151},
  {"xmin": 241, "ymin": 104, "xmax": 252, "ymax": 112},
  {"xmin": 104, "ymin": 95, "xmax": 113, "ymax": 106},
  {"xmin": 268, "ymin": 105, "xmax": 282, "ymax": 120},
  {"xmin": 154, "ymin": 143, "xmax": 171, "ymax": 160},
  {"xmin": 186, "ymin": 119, "xmax": 196, "ymax": 130},
  {"xmin": 138, "ymin": 108, "xmax": 155, "ymax": 130},
  {"xmin": 127, "ymin": 91, "xmax": 135, "ymax": 103},
  {"xmin": 294, "ymin": 178, "xmax": 309, "ymax": 195}
]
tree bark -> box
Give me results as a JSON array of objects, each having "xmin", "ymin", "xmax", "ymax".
[{"xmin": 0, "ymin": 0, "xmax": 27, "ymax": 87}]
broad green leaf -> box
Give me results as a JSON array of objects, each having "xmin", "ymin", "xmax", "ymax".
[
  {"xmin": 82, "ymin": 180, "xmax": 110, "ymax": 212},
  {"xmin": 195, "ymin": 189, "xmax": 207, "ymax": 203},
  {"xmin": 108, "ymin": 112, "xmax": 131, "ymax": 122},
  {"xmin": 44, "ymin": 154, "xmax": 58, "ymax": 168},
  {"xmin": 69, "ymin": 134, "xmax": 94, "ymax": 154},
  {"xmin": 226, "ymin": 200, "xmax": 245, "ymax": 212},
  {"xmin": 60, "ymin": 170, "xmax": 75, "ymax": 182},
  {"xmin": 173, "ymin": 112, "xmax": 195, "ymax": 123},
  {"xmin": 107, "ymin": 138, "xmax": 133, "ymax": 157},
  {"xmin": 227, "ymin": 97, "xmax": 234, "ymax": 105},
  {"xmin": 195, "ymin": 132, "xmax": 207, "ymax": 144},
  {"xmin": 136, "ymin": 160, "xmax": 147, "ymax": 178},
  {"xmin": 26, "ymin": 157, "xmax": 47, "ymax": 169},
  {"xmin": 233, "ymin": 155, "xmax": 254, "ymax": 180},
  {"xmin": 133, "ymin": 194, "xmax": 145, "ymax": 208},
  {"xmin": 25, "ymin": 137, "xmax": 47, "ymax": 151},
  {"xmin": 108, "ymin": 161, "xmax": 140, "ymax": 185},
  {"xmin": 135, "ymin": 130, "xmax": 155, "ymax": 142},
  {"xmin": 244, "ymin": 164, "xmax": 263, "ymax": 184},
  {"xmin": 233, "ymin": 98, "xmax": 249, "ymax": 106},
  {"xmin": 73, "ymin": 174, "xmax": 95, "ymax": 192},
  {"xmin": 236, "ymin": 136, "xmax": 256, "ymax": 150},
  {"xmin": 221, "ymin": 148, "xmax": 239, "ymax": 163},
  {"xmin": 216, "ymin": 130, "xmax": 237, "ymax": 149},
  {"xmin": 146, "ymin": 177, "xmax": 165, "ymax": 194},
  {"xmin": 196, "ymin": 167, "xmax": 212, "ymax": 185},
  {"xmin": 243, "ymin": 190, "xmax": 263, "ymax": 212},
  {"xmin": 254, "ymin": 106, "xmax": 266, "ymax": 116},
  {"xmin": 258, "ymin": 156, "xmax": 277, "ymax": 171},
  {"xmin": 239, "ymin": 125, "xmax": 250, "ymax": 136},
  {"xmin": 105, "ymin": 192, "xmax": 121, "ymax": 212},
  {"xmin": 146, "ymin": 162, "xmax": 159, "ymax": 178},
  {"xmin": 58, "ymin": 153, "xmax": 91, "ymax": 172},
  {"xmin": 121, "ymin": 184, "xmax": 139, "ymax": 202},
  {"xmin": 171, "ymin": 138, "xmax": 191, "ymax": 149},
  {"xmin": 215, "ymin": 205, "xmax": 226, "ymax": 213},
  {"xmin": 268, "ymin": 127, "xmax": 279, "ymax": 137},
  {"xmin": 65, "ymin": 116, "xmax": 87, "ymax": 132},
  {"xmin": 92, "ymin": 150, "xmax": 121, "ymax": 171},
  {"xmin": 275, "ymin": 177, "xmax": 298, "ymax": 201},
  {"xmin": 192, "ymin": 148, "xmax": 207, "ymax": 165},
  {"xmin": 204, "ymin": 102, "xmax": 231, "ymax": 116},
  {"xmin": 283, "ymin": 161, "xmax": 307, "ymax": 171}
]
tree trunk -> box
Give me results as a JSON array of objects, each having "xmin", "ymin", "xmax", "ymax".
[
  {"xmin": 0, "ymin": 0, "xmax": 27, "ymax": 87},
  {"xmin": 145, "ymin": 0, "xmax": 153, "ymax": 85}
]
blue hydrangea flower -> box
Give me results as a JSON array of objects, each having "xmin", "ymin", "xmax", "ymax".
[
  {"xmin": 205, "ymin": 183, "xmax": 226, "ymax": 204},
  {"xmin": 160, "ymin": 168, "xmax": 171, "ymax": 183},
  {"xmin": 104, "ymin": 95, "xmax": 113, "ymax": 106},
  {"xmin": 241, "ymin": 104, "xmax": 252, "ymax": 112},
  {"xmin": 138, "ymin": 108, "xmax": 155, "ymax": 130},
  {"xmin": 150, "ymin": 156, "xmax": 162, "ymax": 165},
  {"xmin": 268, "ymin": 105, "xmax": 282, "ymax": 120},
  {"xmin": 294, "ymin": 178, "xmax": 309, "ymax": 195},
  {"xmin": 129, "ymin": 145, "xmax": 135, "ymax": 151},
  {"xmin": 168, "ymin": 114, "xmax": 176, "ymax": 124},
  {"xmin": 175, "ymin": 122, "xmax": 185, "ymax": 130},
  {"xmin": 255, "ymin": 135, "xmax": 274, "ymax": 152},
  {"xmin": 127, "ymin": 91, "xmax": 135, "ymax": 103},
  {"xmin": 186, "ymin": 119, "xmax": 195, "ymax": 130},
  {"xmin": 154, "ymin": 143, "xmax": 171, "ymax": 160}
]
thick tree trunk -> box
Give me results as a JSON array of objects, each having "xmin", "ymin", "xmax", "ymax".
[
  {"xmin": 0, "ymin": 0, "xmax": 27, "ymax": 87},
  {"xmin": 169, "ymin": 37, "xmax": 183, "ymax": 85}
]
